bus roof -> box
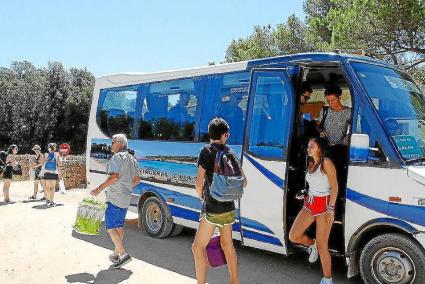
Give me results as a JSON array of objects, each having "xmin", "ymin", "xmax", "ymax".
[{"xmin": 96, "ymin": 52, "xmax": 394, "ymax": 89}]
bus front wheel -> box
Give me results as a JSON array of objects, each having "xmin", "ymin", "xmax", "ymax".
[
  {"xmin": 141, "ymin": 196, "xmax": 174, "ymax": 239},
  {"xmin": 359, "ymin": 233, "xmax": 425, "ymax": 284}
]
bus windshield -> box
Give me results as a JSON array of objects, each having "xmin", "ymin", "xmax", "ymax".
[{"xmin": 351, "ymin": 61, "xmax": 425, "ymax": 162}]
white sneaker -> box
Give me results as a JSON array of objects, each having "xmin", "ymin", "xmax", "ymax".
[
  {"xmin": 308, "ymin": 240, "xmax": 319, "ymax": 263},
  {"xmin": 319, "ymin": 277, "xmax": 333, "ymax": 284}
]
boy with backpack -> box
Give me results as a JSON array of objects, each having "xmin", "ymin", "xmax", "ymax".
[{"xmin": 192, "ymin": 118, "xmax": 247, "ymax": 284}]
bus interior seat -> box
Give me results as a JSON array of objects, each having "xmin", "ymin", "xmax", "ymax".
[
  {"xmin": 301, "ymin": 102, "xmax": 324, "ymax": 120},
  {"xmin": 108, "ymin": 108, "xmax": 126, "ymax": 118}
]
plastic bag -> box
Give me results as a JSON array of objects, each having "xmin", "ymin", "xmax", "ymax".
[
  {"xmin": 73, "ymin": 197, "xmax": 107, "ymax": 235},
  {"xmin": 29, "ymin": 168, "xmax": 36, "ymax": 180},
  {"xmin": 59, "ymin": 180, "xmax": 66, "ymax": 194}
]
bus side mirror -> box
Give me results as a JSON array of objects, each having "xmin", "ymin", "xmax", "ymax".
[{"xmin": 350, "ymin": 134, "xmax": 370, "ymax": 163}]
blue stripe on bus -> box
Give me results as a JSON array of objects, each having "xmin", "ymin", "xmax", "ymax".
[
  {"xmin": 169, "ymin": 204, "xmax": 282, "ymax": 246},
  {"xmin": 347, "ymin": 188, "xmax": 425, "ymax": 227},
  {"xmin": 133, "ymin": 182, "xmax": 202, "ymax": 210},
  {"xmin": 243, "ymin": 153, "xmax": 284, "ymax": 189},
  {"xmin": 134, "ymin": 182, "xmax": 275, "ymax": 235}
]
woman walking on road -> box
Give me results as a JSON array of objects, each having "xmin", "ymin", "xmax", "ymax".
[
  {"xmin": 2, "ymin": 144, "xmax": 18, "ymax": 204},
  {"xmin": 289, "ymin": 137, "xmax": 338, "ymax": 284},
  {"xmin": 43, "ymin": 143, "xmax": 61, "ymax": 207},
  {"xmin": 29, "ymin": 144, "xmax": 45, "ymax": 200}
]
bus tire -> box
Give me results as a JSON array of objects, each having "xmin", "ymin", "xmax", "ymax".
[
  {"xmin": 141, "ymin": 196, "xmax": 173, "ymax": 239},
  {"xmin": 170, "ymin": 224, "xmax": 184, "ymax": 237},
  {"xmin": 359, "ymin": 233, "xmax": 425, "ymax": 284}
]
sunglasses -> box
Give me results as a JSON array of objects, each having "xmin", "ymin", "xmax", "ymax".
[{"xmin": 302, "ymin": 94, "xmax": 311, "ymax": 101}]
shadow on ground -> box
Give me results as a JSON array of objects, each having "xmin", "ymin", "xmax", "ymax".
[
  {"xmin": 21, "ymin": 199, "xmax": 45, "ymax": 204},
  {"xmin": 65, "ymin": 267, "xmax": 132, "ymax": 284},
  {"xmin": 72, "ymin": 219, "xmax": 361, "ymax": 284},
  {"xmin": 0, "ymin": 201, "xmax": 16, "ymax": 206},
  {"xmin": 32, "ymin": 203, "xmax": 64, "ymax": 209}
]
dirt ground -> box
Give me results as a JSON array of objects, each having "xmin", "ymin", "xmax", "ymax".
[
  {"xmin": 0, "ymin": 181, "xmax": 195, "ymax": 284},
  {"xmin": 0, "ymin": 181, "xmax": 361, "ymax": 284}
]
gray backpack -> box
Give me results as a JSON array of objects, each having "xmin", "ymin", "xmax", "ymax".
[{"xmin": 207, "ymin": 145, "xmax": 244, "ymax": 202}]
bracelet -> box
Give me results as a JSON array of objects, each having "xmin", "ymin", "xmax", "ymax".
[{"xmin": 327, "ymin": 205, "xmax": 335, "ymax": 214}]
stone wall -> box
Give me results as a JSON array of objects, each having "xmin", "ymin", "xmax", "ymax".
[{"xmin": 9, "ymin": 155, "xmax": 86, "ymax": 189}]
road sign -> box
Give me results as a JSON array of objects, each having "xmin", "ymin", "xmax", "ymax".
[{"xmin": 59, "ymin": 143, "xmax": 71, "ymax": 157}]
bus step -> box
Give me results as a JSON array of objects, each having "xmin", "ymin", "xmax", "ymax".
[{"xmin": 290, "ymin": 244, "xmax": 344, "ymax": 257}]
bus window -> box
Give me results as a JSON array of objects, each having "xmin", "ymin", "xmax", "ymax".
[
  {"xmin": 138, "ymin": 78, "xmax": 198, "ymax": 141},
  {"xmin": 96, "ymin": 86, "xmax": 137, "ymax": 138},
  {"xmin": 200, "ymin": 72, "xmax": 249, "ymax": 144},
  {"xmin": 249, "ymin": 76, "xmax": 291, "ymax": 160},
  {"xmin": 352, "ymin": 62, "xmax": 425, "ymax": 160}
]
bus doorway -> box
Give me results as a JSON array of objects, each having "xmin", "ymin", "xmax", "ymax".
[{"xmin": 285, "ymin": 64, "xmax": 354, "ymax": 255}]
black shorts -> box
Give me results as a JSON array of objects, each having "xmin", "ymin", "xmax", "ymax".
[
  {"xmin": 43, "ymin": 172, "xmax": 58, "ymax": 180},
  {"xmin": 2, "ymin": 166, "xmax": 13, "ymax": 180},
  {"xmin": 34, "ymin": 168, "xmax": 42, "ymax": 179}
]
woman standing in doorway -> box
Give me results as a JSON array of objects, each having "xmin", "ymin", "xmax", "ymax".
[
  {"xmin": 289, "ymin": 137, "xmax": 338, "ymax": 284},
  {"xmin": 43, "ymin": 143, "xmax": 61, "ymax": 207},
  {"xmin": 2, "ymin": 144, "xmax": 18, "ymax": 204}
]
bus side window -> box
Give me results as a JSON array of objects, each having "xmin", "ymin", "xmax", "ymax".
[
  {"xmin": 96, "ymin": 87, "xmax": 138, "ymax": 138},
  {"xmin": 352, "ymin": 107, "xmax": 387, "ymax": 163},
  {"xmin": 138, "ymin": 78, "xmax": 198, "ymax": 141},
  {"xmin": 249, "ymin": 76, "xmax": 291, "ymax": 160},
  {"xmin": 199, "ymin": 72, "xmax": 250, "ymax": 144}
]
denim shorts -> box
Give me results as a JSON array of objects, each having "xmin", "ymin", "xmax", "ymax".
[{"xmin": 105, "ymin": 202, "xmax": 128, "ymax": 229}]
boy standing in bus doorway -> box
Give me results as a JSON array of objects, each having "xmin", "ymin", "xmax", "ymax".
[
  {"xmin": 91, "ymin": 134, "xmax": 140, "ymax": 268},
  {"xmin": 291, "ymin": 85, "xmax": 315, "ymax": 173}
]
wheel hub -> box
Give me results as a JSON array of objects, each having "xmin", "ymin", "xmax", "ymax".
[
  {"xmin": 373, "ymin": 249, "xmax": 415, "ymax": 284},
  {"xmin": 145, "ymin": 203, "xmax": 162, "ymax": 233}
]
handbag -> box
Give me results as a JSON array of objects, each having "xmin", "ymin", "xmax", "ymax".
[{"xmin": 206, "ymin": 233, "xmax": 227, "ymax": 268}]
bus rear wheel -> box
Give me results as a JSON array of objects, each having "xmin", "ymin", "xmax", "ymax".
[
  {"xmin": 359, "ymin": 233, "xmax": 425, "ymax": 284},
  {"xmin": 170, "ymin": 224, "xmax": 184, "ymax": 237},
  {"xmin": 141, "ymin": 196, "xmax": 173, "ymax": 239}
]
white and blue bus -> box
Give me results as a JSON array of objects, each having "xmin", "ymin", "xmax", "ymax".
[{"xmin": 87, "ymin": 52, "xmax": 425, "ymax": 284}]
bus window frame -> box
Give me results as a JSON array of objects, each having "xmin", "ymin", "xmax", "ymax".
[
  {"xmin": 346, "ymin": 59, "xmax": 415, "ymax": 166},
  {"xmin": 132, "ymin": 77, "xmax": 203, "ymax": 143},
  {"xmin": 96, "ymin": 84, "xmax": 140, "ymax": 139},
  {"xmin": 243, "ymin": 68, "xmax": 296, "ymax": 162}
]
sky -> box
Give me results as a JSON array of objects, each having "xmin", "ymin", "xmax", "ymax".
[{"xmin": 0, "ymin": 1, "xmax": 304, "ymax": 77}]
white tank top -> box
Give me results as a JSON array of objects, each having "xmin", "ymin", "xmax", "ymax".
[{"xmin": 306, "ymin": 164, "xmax": 331, "ymax": 196}]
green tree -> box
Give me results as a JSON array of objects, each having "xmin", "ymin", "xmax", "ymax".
[
  {"xmin": 225, "ymin": 16, "xmax": 317, "ymax": 62},
  {"xmin": 303, "ymin": 0, "xmax": 335, "ymax": 51},
  {"xmin": 327, "ymin": 0, "xmax": 425, "ymax": 69},
  {"xmin": 0, "ymin": 61, "xmax": 94, "ymax": 153},
  {"xmin": 224, "ymin": 0, "xmax": 425, "ymax": 86},
  {"xmin": 274, "ymin": 15, "xmax": 316, "ymax": 54},
  {"xmin": 411, "ymin": 65, "xmax": 425, "ymax": 92},
  {"xmin": 225, "ymin": 25, "xmax": 277, "ymax": 62},
  {"xmin": 60, "ymin": 68, "xmax": 94, "ymax": 153}
]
